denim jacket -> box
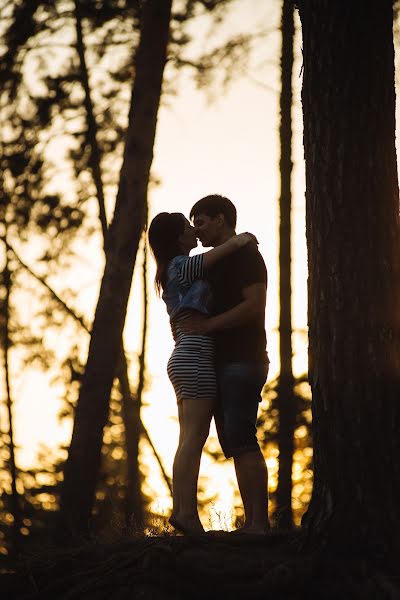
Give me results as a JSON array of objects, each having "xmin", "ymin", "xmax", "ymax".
[{"xmin": 162, "ymin": 254, "xmax": 212, "ymax": 320}]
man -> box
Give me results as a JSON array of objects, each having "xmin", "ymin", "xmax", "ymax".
[{"xmin": 188, "ymin": 194, "xmax": 270, "ymax": 534}]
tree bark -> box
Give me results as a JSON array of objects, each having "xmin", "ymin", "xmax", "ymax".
[
  {"xmin": 59, "ymin": 0, "xmax": 173, "ymax": 538},
  {"xmin": 299, "ymin": 0, "xmax": 400, "ymax": 557},
  {"xmin": 276, "ymin": 0, "xmax": 295, "ymax": 531}
]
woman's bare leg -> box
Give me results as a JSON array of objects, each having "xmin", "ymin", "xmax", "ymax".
[
  {"xmin": 171, "ymin": 402, "xmax": 184, "ymax": 523},
  {"xmin": 170, "ymin": 398, "xmax": 213, "ymax": 533}
]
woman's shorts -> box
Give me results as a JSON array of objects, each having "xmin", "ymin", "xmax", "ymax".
[{"xmin": 167, "ymin": 335, "xmax": 216, "ymax": 403}]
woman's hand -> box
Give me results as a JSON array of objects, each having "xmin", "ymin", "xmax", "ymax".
[{"xmin": 235, "ymin": 232, "xmax": 259, "ymax": 247}]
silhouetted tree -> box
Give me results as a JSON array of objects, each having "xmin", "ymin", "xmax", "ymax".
[
  {"xmin": 0, "ymin": 239, "xmax": 21, "ymax": 558},
  {"xmin": 276, "ymin": 0, "xmax": 296, "ymax": 530},
  {"xmin": 59, "ymin": 0, "xmax": 173, "ymax": 538},
  {"xmin": 73, "ymin": 0, "xmax": 147, "ymax": 528},
  {"xmin": 299, "ymin": 0, "xmax": 400, "ymax": 556},
  {"xmin": 122, "ymin": 234, "xmax": 149, "ymax": 528}
]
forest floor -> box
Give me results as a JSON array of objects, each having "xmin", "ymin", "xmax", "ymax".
[{"xmin": 2, "ymin": 528, "xmax": 400, "ymax": 600}]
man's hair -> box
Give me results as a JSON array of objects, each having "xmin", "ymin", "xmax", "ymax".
[{"xmin": 190, "ymin": 194, "xmax": 237, "ymax": 229}]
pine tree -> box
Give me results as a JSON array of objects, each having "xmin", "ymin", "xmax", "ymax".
[
  {"xmin": 276, "ymin": 0, "xmax": 296, "ymax": 530},
  {"xmin": 299, "ymin": 0, "xmax": 400, "ymax": 557}
]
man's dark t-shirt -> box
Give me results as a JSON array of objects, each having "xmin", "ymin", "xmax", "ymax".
[{"xmin": 207, "ymin": 243, "xmax": 268, "ymax": 365}]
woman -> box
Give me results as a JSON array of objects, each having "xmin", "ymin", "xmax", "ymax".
[{"xmin": 148, "ymin": 211, "xmax": 254, "ymax": 534}]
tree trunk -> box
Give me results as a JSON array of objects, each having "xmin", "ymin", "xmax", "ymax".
[
  {"xmin": 1, "ymin": 241, "xmax": 21, "ymax": 557},
  {"xmin": 74, "ymin": 0, "xmax": 108, "ymax": 242},
  {"xmin": 74, "ymin": 0, "xmax": 146, "ymax": 530},
  {"xmin": 122, "ymin": 236, "xmax": 148, "ymax": 528},
  {"xmin": 59, "ymin": 0, "xmax": 172, "ymax": 538},
  {"xmin": 276, "ymin": 0, "xmax": 295, "ymax": 531},
  {"xmin": 299, "ymin": 0, "xmax": 400, "ymax": 558}
]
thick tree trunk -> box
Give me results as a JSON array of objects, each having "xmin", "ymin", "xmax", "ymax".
[
  {"xmin": 59, "ymin": 0, "xmax": 172, "ymax": 538},
  {"xmin": 74, "ymin": 0, "xmax": 145, "ymax": 530},
  {"xmin": 276, "ymin": 0, "xmax": 295, "ymax": 531},
  {"xmin": 299, "ymin": 0, "xmax": 400, "ymax": 557}
]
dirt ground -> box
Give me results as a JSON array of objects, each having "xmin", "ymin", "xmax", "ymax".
[{"xmin": 2, "ymin": 530, "xmax": 400, "ymax": 599}]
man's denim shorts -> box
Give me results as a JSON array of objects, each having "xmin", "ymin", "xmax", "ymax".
[{"xmin": 215, "ymin": 362, "xmax": 269, "ymax": 459}]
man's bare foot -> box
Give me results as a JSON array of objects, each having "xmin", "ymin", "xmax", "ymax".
[{"xmin": 231, "ymin": 523, "xmax": 270, "ymax": 535}]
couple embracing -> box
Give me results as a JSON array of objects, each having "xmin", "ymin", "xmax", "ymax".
[{"xmin": 148, "ymin": 194, "xmax": 269, "ymax": 535}]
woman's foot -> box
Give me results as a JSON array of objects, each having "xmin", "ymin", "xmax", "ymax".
[{"xmin": 169, "ymin": 514, "xmax": 205, "ymax": 534}]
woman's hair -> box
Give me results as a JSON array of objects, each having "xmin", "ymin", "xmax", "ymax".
[{"xmin": 148, "ymin": 212, "xmax": 185, "ymax": 294}]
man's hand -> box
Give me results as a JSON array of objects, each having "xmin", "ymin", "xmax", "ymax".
[{"xmin": 180, "ymin": 313, "xmax": 214, "ymax": 336}]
